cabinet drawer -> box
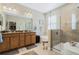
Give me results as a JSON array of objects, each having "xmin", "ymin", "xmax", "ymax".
[
  {"xmin": 25, "ymin": 35, "xmax": 31, "ymax": 45},
  {"xmin": 31, "ymin": 36, "xmax": 36, "ymax": 44},
  {"xmin": 10, "ymin": 36, "xmax": 19, "ymax": 49},
  {"xmin": 30, "ymin": 33, "xmax": 35, "ymax": 35},
  {"xmin": 2, "ymin": 34, "xmax": 10, "ymax": 38}
]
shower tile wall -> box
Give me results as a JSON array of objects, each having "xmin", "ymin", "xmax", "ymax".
[{"xmin": 51, "ymin": 30, "xmax": 61, "ymax": 46}]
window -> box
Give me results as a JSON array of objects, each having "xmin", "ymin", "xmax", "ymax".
[
  {"xmin": 51, "ymin": 15, "xmax": 57, "ymax": 29},
  {"xmin": 48, "ymin": 15, "xmax": 60, "ymax": 30},
  {"xmin": 48, "ymin": 16, "xmax": 51, "ymax": 29},
  {"xmin": 72, "ymin": 14, "xmax": 76, "ymax": 30}
]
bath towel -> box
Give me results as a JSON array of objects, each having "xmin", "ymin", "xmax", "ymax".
[{"xmin": 0, "ymin": 33, "xmax": 3, "ymax": 43}]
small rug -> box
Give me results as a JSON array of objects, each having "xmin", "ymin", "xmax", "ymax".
[
  {"xmin": 26, "ymin": 45, "xmax": 37, "ymax": 50},
  {"xmin": 22, "ymin": 51, "xmax": 38, "ymax": 55},
  {"xmin": 18, "ymin": 47, "xmax": 27, "ymax": 53}
]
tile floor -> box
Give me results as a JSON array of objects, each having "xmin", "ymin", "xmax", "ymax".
[
  {"xmin": 16, "ymin": 43, "xmax": 62, "ymax": 55},
  {"xmin": 1, "ymin": 43, "xmax": 62, "ymax": 55}
]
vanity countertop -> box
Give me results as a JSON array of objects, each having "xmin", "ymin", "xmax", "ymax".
[{"xmin": 2, "ymin": 31, "xmax": 35, "ymax": 35}]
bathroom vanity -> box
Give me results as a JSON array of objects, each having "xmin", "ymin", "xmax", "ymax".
[
  {"xmin": 0, "ymin": 32, "xmax": 36, "ymax": 53},
  {"xmin": 0, "ymin": 4, "xmax": 36, "ymax": 53}
]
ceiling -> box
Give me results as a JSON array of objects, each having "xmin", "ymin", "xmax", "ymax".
[{"xmin": 21, "ymin": 3, "xmax": 65, "ymax": 13}]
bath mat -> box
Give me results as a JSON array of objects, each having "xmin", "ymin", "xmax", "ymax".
[
  {"xmin": 22, "ymin": 51, "xmax": 38, "ymax": 55},
  {"xmin": 26, "ymin": 45, "xmax": 37, "ymax": 50}
]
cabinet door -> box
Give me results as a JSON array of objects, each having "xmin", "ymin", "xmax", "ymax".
[
  {"xmin": 25, "ymin": 34, "xmax": 31, "ymax": 46},
  {"xmin": 10, "ymin": 34, "xmax": 19, "ymax": 49},
  {"xmin": 31, "ymin": 35, "xmax": 36, "ymax": 44},
  {"xmin": 30, "ymin": 32, "xmax": 36, "ymax": 44},
  {"xmin": 19, "ymin": 33, "xmax": 25, "ymax": 47},
  {"xmin": 0, "ymin": 37, "xmax": 9, "ymax": 52}
]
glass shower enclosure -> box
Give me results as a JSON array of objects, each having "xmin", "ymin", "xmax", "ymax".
[{"xmin": 48, "ymin": 12, "xmax": 79, "ymax": 54}]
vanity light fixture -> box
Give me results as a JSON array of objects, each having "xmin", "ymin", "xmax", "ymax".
[
  {"xmin": 3, "ymin": 6, "xmax": 9, "ymax": 11},
  {"xmin": 3, "ymin": 6, "xmax": 17, "ymax": 13}
]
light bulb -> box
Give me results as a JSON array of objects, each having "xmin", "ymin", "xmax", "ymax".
[
  {"xmin": 8, "ymin": 8, "xmax": 12, "ymax": 11},
  {"xmin": 3, "ymin": 6, "xmax": 7, "ymax": 9}
]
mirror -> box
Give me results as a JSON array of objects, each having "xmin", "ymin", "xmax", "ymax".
[{"xmin": 5, "ymin": 14, "xmax": 33, "ymax": 31}]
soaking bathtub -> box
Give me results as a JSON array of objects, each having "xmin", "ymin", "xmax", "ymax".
[{"xmin": 54, "ymin": 42, "xmax": 79, "ymax": 55}]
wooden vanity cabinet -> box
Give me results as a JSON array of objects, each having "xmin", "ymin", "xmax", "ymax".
[
  {"xmin": 0, "ymin": 34, "xmax": 10, "ymax": 52},
  {"xmin": 10, "ymin": 33, "xmax": 19, "ymax": 49},
  {"xmin": 19, "ymin": 33, "xmax": 25, "ymax": 47},
  {"xmin": 0, "ymin": 32, "xmax": 36, "ymax": 53}
]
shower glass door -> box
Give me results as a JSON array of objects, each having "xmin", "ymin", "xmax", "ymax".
[
  {"xmin": 49, "ymin": 14, "xmax": 72, "ymax": 52},
  {"xmin": 51, "ymin": 15, "xmax": 62, "ymax": 51},
  {"xmin": 48, "ymin": 14, "xmax": 62, "ymax": 51}
]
